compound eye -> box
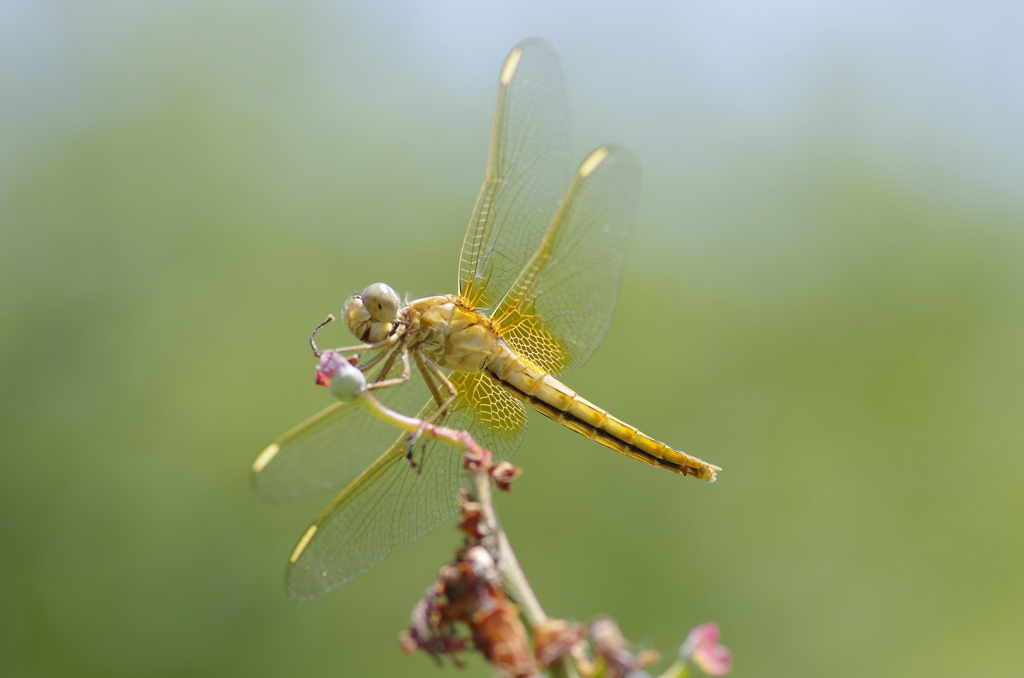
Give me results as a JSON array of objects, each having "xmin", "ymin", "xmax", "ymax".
[
  {"xmin": 343, "ymin": 294, "xmax": 372, "ymax": 340},
  {"xmin": 360, "ymin": 283, "xmax": 400, "ymax": 323}
]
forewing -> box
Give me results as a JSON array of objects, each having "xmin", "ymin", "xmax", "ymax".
[
  {"xmin": 459, "ymin": 38, "xmax": 571, "ymax": 310},
  {"xmin": 251, "ymin": 352, "xmax": 432, "ymax": 503},
  {"xmin": 284, "ymin": 371, "xmax": 527, "ymax": 601},
  {"xmin": 492, "ymin": 146, "xmax": 641, "ymax": 375}
]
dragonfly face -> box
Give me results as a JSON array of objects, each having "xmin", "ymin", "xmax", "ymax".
[
  {"xmin": 253, "ymin": 38, "xmax": 720, "ymax": 602},
  {"xmin": 344, "ymin": 283, "xmax": 401, "ymax": 343}
]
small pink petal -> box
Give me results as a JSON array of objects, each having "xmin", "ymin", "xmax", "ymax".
[
  {"xmin": 691, "ymin": 643, "xmax": 732, "ymax": 675},
  {"xmin": 318, "ymin": 351, "xmax": 346, "ymax": 375},
  {"xmin": 681, "ymin": 623, "xmax": 732, "ymax": 676},
  {"xmin": 687, "ymin": 623, "xmax": 720, "ymax": 647}
]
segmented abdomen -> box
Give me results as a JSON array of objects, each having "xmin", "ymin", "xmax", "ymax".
[{"xmin": 485, "ymin": 342, "xmax": 719, "ymax": 481}]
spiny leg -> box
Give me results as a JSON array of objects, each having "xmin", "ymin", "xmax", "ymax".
[
  {"xmin": 405, "ymin": 349, "xmax": 460, "ymax": 472},
  {"xmin": 371, "ymin": 343, "xmax": 404, "ymax": 383},
  {"xmin": 421, "ymin": 354, "xmax": 458, "ymax": 417},
  {"xmin": 330, "ymin": 324, "xmax": 405, "ymax": 356},
  {"xmin": 414, "ymin": 349, "xmax": 459, "ymax": 424},
  {"xmin": 330, "ymin": 338, "xmax": 393, "ymax": 354},
  {"xmin": 403, "ymin": 357, "xmax": 442, "ymax": 471},
  {"xmin": 356, "ymin": 333, "xmax": 403, "ymax": 373},
  {"xmin": 414, "ymin": 349, "xmax": 447, "ymax": 410},
  {"xmin": 366, "ymin": 347, "xmax": 411, "ymax": 391},
  {"xmin": 372, "ymin": 348, "xmax": 418, "ymax": 471}
]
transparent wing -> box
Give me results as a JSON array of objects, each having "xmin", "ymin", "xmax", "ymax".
[
  {"xmin": 492, "ymin": 146, "xmax": 641, "ymax": 375},
  {"xmin": 251, "ymin": 352, "xmax": 432, "ymax": 503},
  {"xmin": 284, "ymin": 371, "xmax": 527, "ymax": 601},
  {"xmin": 459, "ymin": 37, "xmax": 571, "ymax": 310}
]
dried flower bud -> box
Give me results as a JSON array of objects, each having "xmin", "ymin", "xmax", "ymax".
[
  {"xmin": 407, "ymin": 594, "xmax": 433, "ymax": 641},
  {"xmin": 590, "ymin": 617, "xmax": 627, "ymax": 655},
  {"xmin": 457, "ymin": 489, "xmax": 486, "ymax": 540},
  {"xmin": 412, "ymin": 549, "xmax": 535, "ymax": 677},
  {"xmin": 474, "ymin": 604, "xmax": 534, "ymax": 677},
  {"xmin": 590, "ymin": 617, "xmax": 636, "ymax": 676},
  {"xmin": 491, "ymin": 462, "xmax": 522, "ymax": 492},
  {"xmin": 534, "ymin": 618, "xmax": 585, "ymax": 666},
  {"xmin": 462, "ymin": 445, "xmax": 493, "ymax": 472},
  {"xmin": 399, "ymin": 584, "xmax": 464, "ymax": 663},
  {"xmin": 464, "ymin": 545, "xmax": 500, "ymax": 586},
  {"xmin": 437, "ymin": 563, "xmax": 462, "ymax": 587}
]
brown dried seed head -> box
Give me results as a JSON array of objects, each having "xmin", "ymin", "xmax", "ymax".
[
  {"xmin": 437, "ymin": 563, "xmax": 462, "ymax": 587},
  {"xmin": 534, "ymin": 618, "xmax": 585, "ymax": 666},
  {"xmin": 464, "ymin": 545, "xmax": 499, "ymax": 583},
  {"xmin": 459, "ymin": 500, "xmax": 482, "ymax": 520},
  {"xmin": 473, "ymin": 604, "xmax": 535, "ymax": 678},
  {"xmin": 457, "ymin": 498, "xmax": 485, "ymax": 540}
]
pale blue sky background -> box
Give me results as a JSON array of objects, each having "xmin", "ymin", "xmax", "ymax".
[{"xmin": 3, "ymin": 0, "xmax": 1023, "ymax": 206}]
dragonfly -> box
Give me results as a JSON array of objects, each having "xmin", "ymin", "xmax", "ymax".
[{"xmin": 252, "ymin": 38, "xmax": 720, "ymax": 602}]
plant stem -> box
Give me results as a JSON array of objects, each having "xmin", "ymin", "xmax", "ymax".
[
  {"xmin": 361, "ymin": 389, "xmax": 581, "ymax": 678},
  {"xmin": 469, "ymin": 453, "xmax": 580, "ymax": 678},
  {"xmin": 655, "ymin": 660, "xmax": 689, "ymax": 678},
  {"xmin": 470, "ymin": 460, "xmax": 545, "ymax": 623}
]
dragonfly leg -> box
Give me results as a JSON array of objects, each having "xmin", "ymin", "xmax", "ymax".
[
  {"xmin": 356, "ymin": 339, "xmax": 397, "ymax": 373},
  {"xmin": 402, "ymin": 352, "xmax": 459, "ymax": 474},
  {"xmin": 414, "ymin": 349, "xmax": 448, "ymax": 410},
  {"xmin": 371, "ymin": 343, "xmax": 403, "ymax": 382},
  {"xmin": 421, "ymin": 353, "xmax": 458, "ymax": 417},
  {"xmin": 330, "ymin": 339, "xmax": 389, "ymax": 354},
  {"xmin": 404, "ymin": 420, "xmax": 431, "ymax": 474},
  {"xmin": 330, "ymin": 324, "xmax": 405, "ymax": 356},
  {"xmin": 366, "ymin": 348, "xmax": 411, "ymax": 391}
]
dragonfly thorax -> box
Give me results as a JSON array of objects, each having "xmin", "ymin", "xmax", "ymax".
[
  {"xmin": 406, "ymin": 295, "xmax": 497, "ymax": 373},
  {"xmin": 344, "ymin": 283, "xmax": 401, "ymax": 342}
]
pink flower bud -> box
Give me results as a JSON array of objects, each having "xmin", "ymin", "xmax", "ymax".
[
  {"xmin": 314, "ymin": 351, "xmax": 367, "ymax": 401},
  {"xmin": 680, "ymin": 623, "xmax": 732, "ymax": 675},
  {"xmin": 315, "ymin": 351, "xmax": 347, "ymax": 386}
]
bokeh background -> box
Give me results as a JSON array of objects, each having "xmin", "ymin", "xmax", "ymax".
[{"xmin": 2, "ymin": 1, "xmax": 1023, "ymax": 676}]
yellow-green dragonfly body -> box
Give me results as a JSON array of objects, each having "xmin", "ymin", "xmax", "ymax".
[{"xmin": 252, "ymin": 38, "xmax": 719, "ymax": 602}]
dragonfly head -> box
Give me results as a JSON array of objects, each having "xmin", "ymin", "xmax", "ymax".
[
  {"xmin": 315, "ymin": 351, "xmax": 366, "ymax": 401},
  {"xmin": 344, "ymin": 283, "xmax": 400, "ymax": 342}
]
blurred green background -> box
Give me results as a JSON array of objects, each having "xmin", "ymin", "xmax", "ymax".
[{"xmin": 2, "ymin": 2, "xmax": 1023, "ymax": 676}]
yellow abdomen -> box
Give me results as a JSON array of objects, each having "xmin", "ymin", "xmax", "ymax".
[{"xmin": 484, "ymin": 341, "xmax": 719, "ymax": 480}]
